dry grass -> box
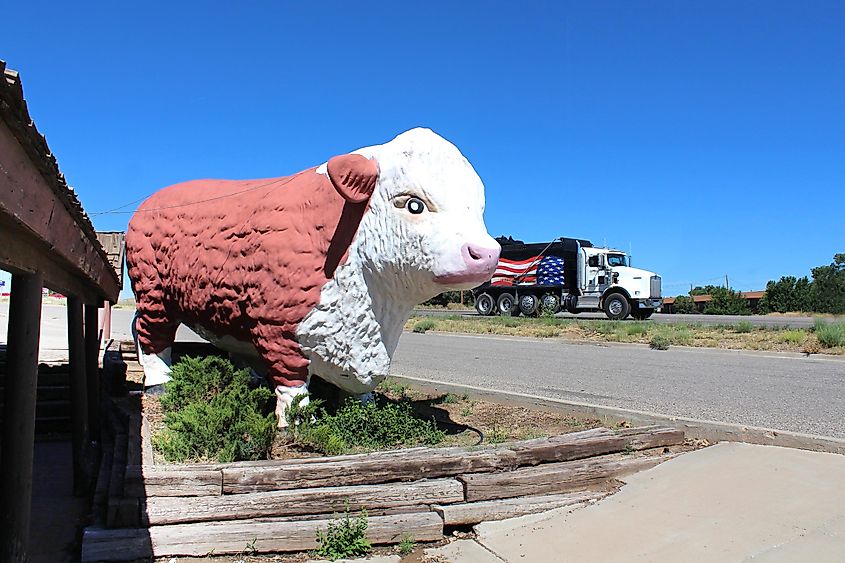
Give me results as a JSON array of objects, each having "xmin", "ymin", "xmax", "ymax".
[{"xmin": 404, "ymin": 315, "xmax": 845, "ymax": 355}]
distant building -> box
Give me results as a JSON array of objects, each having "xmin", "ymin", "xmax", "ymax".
[{"xmin": 662, "ymin": 291, "xmax": 765, "ymax": 314}]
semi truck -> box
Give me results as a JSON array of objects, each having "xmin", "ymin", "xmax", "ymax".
[{"xmin": 472, "ymin": 236, "xmax": 662, "ymax": 320}]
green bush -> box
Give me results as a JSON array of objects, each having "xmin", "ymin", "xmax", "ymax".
[
  {"xmin": 735, "ymin": 321, "xmax": 754, "ymax": 333},
  {"xmin": 649, "ymin": 334, "xmax": 671, "ymax": 350},
  {"xmin": 412, "ymin": 319, "xmax": 437, "ymax": 333},
  {"xmin": 672, "ymin": 295, "xmax": 698, "ymax": 314},
  {"xmin": 288, "ymin": 395, "xmax": 445, "ymax": 455},
  {"xmin": 703, "ymin": 287, "xmax": 751, "ymax": 315},
  {"xmin": 153, "ymin": 356, "xmax": 276, "ymax": 463},
  {"xmin": 814, "ymin": 319, "xmax": 845, "ymax": 348},
  {"xmin": 315, "ymin": 506, "xmax": 372, "ymax": 561}
]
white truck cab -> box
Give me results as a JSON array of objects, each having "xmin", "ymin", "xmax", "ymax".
[{"xmin": 577, "ymin": 246, "xmax": 662, "ymax": 320}]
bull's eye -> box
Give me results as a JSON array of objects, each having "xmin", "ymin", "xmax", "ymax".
[{"xmin": 406, "ymin": 197, "xmax": 426, "ymax": 214}]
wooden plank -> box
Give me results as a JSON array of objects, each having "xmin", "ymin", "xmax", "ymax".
[
  {"xmin": 433, "ymin": 489, "xmax": 616, "ymax": 526},
  {"xmin": 140, "ymin": 416, "xmax": 154, "ymax": 466},
  {"xmin": 220, "ymin": 426, "xmax": 680, "ymax": 494},
  {"xmin": 0, "ymin": 272, "xmax": 42, "ymax": 562},
  {"xmin": 143, "ymin": 478, "xmax": 464, "ymax": 525},
  {"xmin": 460, "ymin": 453, "xmax": 674, "ymax": 502},
  {"xmin": 221, "ymin": 427, "xmax": 614, "ymax": 493},
  {"xmin": 124, "ymin": 468, "xmax": 222, "ymax": 498},
  {"xmin": 82, "ymin": 511, "xmax": 443, "ymax": 560}
]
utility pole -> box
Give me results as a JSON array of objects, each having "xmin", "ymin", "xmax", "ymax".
[{"xmin": 725, "ymin": 274, "xmax": 729, "ymax": 289}]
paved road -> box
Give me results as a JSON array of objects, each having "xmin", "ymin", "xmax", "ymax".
[
  {"xmin": 4, "ymin": 305, "xmax": 843, "ymax": 438},
  {"xmin": 414, "ymin": 309, "xmax": 826, "ymax": 329},
  {"xmin": 391, "ymin": 331, "xmax": 845, "ymax": 439}
]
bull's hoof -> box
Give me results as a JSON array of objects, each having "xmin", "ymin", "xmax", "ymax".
[{"xmin": 144, "ymin": 384, "xmax": 167, "ymax": 396}]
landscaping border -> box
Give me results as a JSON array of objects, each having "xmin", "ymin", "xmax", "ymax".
[{"xmin": 81, "ymin": 343, "xmax": 687, "ymax": 561}]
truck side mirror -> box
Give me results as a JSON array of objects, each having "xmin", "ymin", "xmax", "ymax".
[{"xmin": 588, "ymin": 256, "xmax": 598, "ymax": 268}]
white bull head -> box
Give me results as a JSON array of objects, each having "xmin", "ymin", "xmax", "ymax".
[{"xmin": 297, "ymin": 128, "xmax": 500, "ymax": 396}]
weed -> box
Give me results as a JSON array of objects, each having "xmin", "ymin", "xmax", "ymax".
[
  {"xmin": 412, "ymin": 319, "xmax": 437, "ymax": 333},
  {"xmin": 289, "ymin": 397, "xmax": 445, "ymax": 455},
  {"xmin": 735, "ymin": 321, "xmax": 754, "ymax": 334},
  {"xmin": 398, "ymin": 534, "xmax": 416, "ymax": 556},
  {"xmin": 534, "ymin": 327, "xmax": 559, "ymax": 338},
  {"xmin": 814, "ymin": 320, "xmax": 845, "ymax": 348},
  {"xmin": 315, "ymin": 506, "xmax": 372, "ymax": 561},
  {"xmin": 377, "ymin": 378, "xmax": 409, "ymax": 398},
  {"xmin": 778, "ymin": 330, "xmax": 806, "ymax": 344},
  {"xmin": 626, "ymin": 323, "xmax": 649, "ymax": 336},
  {"xmin": 649, "ymin": 334, "xmax": 671, "ymax": 350},
  {"xmin": 487, "ymin": 424, "xmax": 508, "ymax": 444},
  {"xmin": 153, "ymin": 356, "xmax": 276, "ymax": 463},
  {"xmin": 500, "ymin": 317, "xmax": 520, "ymax": 328},
  {"xmin": 623, "ymin": 442, "xmax": 635, "ymax": 455},
  {"xmin": 460, "ymin": 401, "xmax": 476, "ymax": 417},
  {"xmin": 435, "ymin": 393, "xmax": 461, "ymax": 405}
]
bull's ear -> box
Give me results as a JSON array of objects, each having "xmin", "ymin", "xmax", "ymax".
[{"xmin": 327, "ymin": 154, "xmax": 379, "ymax": 204}]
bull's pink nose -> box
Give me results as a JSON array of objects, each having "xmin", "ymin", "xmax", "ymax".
[{"xmin": 463, "ymin": 243, "xmax": 500, "ymax": 274}]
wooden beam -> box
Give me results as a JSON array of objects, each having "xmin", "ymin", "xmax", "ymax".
[
  {"xmin": 433, "ymin": 489, "xmax": 616, "ymax": 526},
  {"xmin": 82, "ymin": 511, "xmax": 444, "ymax": 560},
  {"xmin": 0, "ymin": 272, "xmax": 43, "ymax": 562},
  {"xmin": 459, "ymin": 453, "xmax": 673, "ymax": 502},
  {"xmin": 220, "ymin": 426, "xmax": 684, "ymax": 494},
  {"xmin": 0, "ymin": 214, "xmax": 106, "ymax": 303},
  {"xmin": 0, "ymin": 119, "xmax": 119, "ymax": 300},
  {"xmin": 85, "ymin": 304, "xmax": 101, "ymax": 442},
  {"xmin": 68, "ymin": 296, "xmax": 90, "ymax": 494},
  {"xmin": 142, "ymin": 478, "xmax": 464, "ymax": 526}
]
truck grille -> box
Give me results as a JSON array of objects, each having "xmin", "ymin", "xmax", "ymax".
[{"xmin": 650, "ymin": 275, "xmax": 662, "ymax": 298}]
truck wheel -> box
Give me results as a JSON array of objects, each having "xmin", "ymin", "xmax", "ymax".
[
  {"xmin": 475, "ymin": 293, "xmax": 495, "ymax": 316},
  {"xmin": 497, "ymin": 293, "xmax": 516, "ymax": 316},
  {"xmin": 565, "ymin": 296, "xmax": 579, "ymax": 315},
  {"xmin": 632, "ymin": 308, "xmax": 654, "ymax": 320},
  {"xmin": 518, "ymin": 293, "xmax": 540, "ymax": 316},
  {"xmin": 540, "ymin": 293, "xmax": 560, "ymax": 314},
  {"xmin": 603, "ymin": 293, "xmax": 630, "ymax": 320}
]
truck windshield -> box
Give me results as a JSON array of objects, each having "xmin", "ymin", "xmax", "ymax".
[{"xmin": 607, "ymin": 254, "xmax": 628, "ymax": 267}]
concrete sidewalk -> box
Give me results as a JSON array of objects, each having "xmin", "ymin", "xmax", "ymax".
[{"xmin": 426, "ymin": 442, "xmax": 845, "ymax": 562}]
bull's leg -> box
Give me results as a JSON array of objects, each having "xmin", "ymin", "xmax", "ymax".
[
  {"xmin": 132, "ymin": 310, "xmax": 178, "ymax": 390},
  {"xmin": 274, "ymin": 382, "xmax": 310, "ymax": 429},
  {"xmin": 252, "ymin": 326, "xmax": 312, "ymax": 429}
]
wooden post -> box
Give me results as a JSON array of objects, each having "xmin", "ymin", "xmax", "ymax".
[
  {"xmin": 85, "ymin": 303, "xmax": 100, "ymax": 443},
  {"xmin": 68, "ymin": 295, "xmax": 90, "ymax": 494},
  {"xmin": 0, "ymin": 272, "xmax": 43, "ymax": 562},
  {"xmin": 101, "ymin": 300, "xmax": 112, "ymax": 340}
]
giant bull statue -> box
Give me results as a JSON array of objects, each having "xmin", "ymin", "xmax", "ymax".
[{"xmin": 126, "ymin": 128, "xmax": 500, "ymax": 426}]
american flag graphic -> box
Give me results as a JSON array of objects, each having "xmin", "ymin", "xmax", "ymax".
[{"xmin": 491, "ymin": 255, "xmax": 567, "ymax": 286}]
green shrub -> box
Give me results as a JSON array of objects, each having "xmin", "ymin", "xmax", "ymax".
[
  {"xmin": 626, "ymin": 323, "xmax": 649, "ymax": 336},
  {"xmin": 778, "ymin": 330, "xmax": 806, "ymax": 344},
  {"xmin": 735, "ymin": 321, "xmax": 754, "ymax": 333},
  {"xmin": 649, "ymin": 334, "xmax": 671, "ymax": 350},
  {"xmin": 288, "ymin": 396, "xmax": 445, "ymax": 455},
  {"xmin": 814, "ymin": 320, "xmax": 845, "ymax": 348},
  {"xmin": 153, "ymin": 356, "xmax": 276, "ymax": 463},
  {"xmin": 412, "ymin": 319, "xmax": 437, "ymax": 333},
  {"xmin": 315, "ymin": 506, "xmax": 372, "ymax": 561}
]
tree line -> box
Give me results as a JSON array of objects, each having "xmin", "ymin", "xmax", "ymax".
[{"xmin": 673, "ymin": 253, "xmax": 845, "ymax": 315}]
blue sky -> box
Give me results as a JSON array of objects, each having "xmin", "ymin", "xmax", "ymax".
[{"xmin": 3, "ymin": 1, "xmax": 843, "ymax": 297}]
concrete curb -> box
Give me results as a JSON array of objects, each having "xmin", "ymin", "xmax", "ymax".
[{"xmin": 389, "ymin": 374, "xmax": 845, "ymax": 456}]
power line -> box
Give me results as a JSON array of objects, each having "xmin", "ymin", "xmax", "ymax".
[{"xmin": 88, "ymin": 175, "xmax": 297, "ymax": 216}]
